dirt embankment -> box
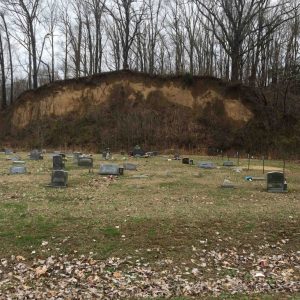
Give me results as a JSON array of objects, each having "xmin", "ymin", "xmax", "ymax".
[{"xmin": 1, "ymin": 70, "xmax": 268, "ymax": 151}]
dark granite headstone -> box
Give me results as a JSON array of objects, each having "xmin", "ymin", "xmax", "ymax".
[
  {"xmin": 267, "ymin": 172, "xmax": 286, "ymax": 193},
  {"xmin": 78, "ymin": 156, "xmax": 93, "ymax": 168},
  {"xmin": 182, "ymin": 158, "xmax": 190, "ymax": 165},
  {"xmin": 51, "ymin": 170, "xmax": 68, "ymax": 187},
  {"xmin": 73, "ymin": 152, "xmax": 82, "ymax": 164},
  {"xmin": 223, "ymin": 161, "xmax": 234, "ymax": 167},
  {"xmin": 99, "ymin": 164, "xmax": 120, "ymax": 175},
  {"xmin": 30, "ymin": 149, "xmax": 43, "ymax": 160},
  {"xmin": 53, "ymin": 155, "xmax": 65, "ymax": 170},
  {"xmin": 132, "ymin": 145, "xmax": 145, "ymax": 157}
]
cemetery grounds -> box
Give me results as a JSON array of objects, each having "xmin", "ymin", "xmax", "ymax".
[{"xmin": 0, "ymin": 152, "xmax": 299, "ymax": 299}]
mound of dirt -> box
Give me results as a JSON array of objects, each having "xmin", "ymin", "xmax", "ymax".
[{"xmin": 0, "ymin": 70, "xmax": 285, "ymax": 153}]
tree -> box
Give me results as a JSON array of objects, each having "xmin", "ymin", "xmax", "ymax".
[
  {"xmin": 193, "ymin": 0, "xmax": 298, "ymax": 82},
  {"xmin": 106, "ymin": 0, "xmax": 147, "ymax": 70},
  {"xmin": 2, "ymin": 0, "xmax": 42, "ymax": 89}
]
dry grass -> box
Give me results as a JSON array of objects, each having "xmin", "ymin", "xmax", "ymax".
[{"xmin": 0, "ymin": 152, "xmax": 299, "ymax": 264}]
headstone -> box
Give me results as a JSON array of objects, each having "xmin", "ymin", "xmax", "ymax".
[
  {"xmin": 4, "ymin": 149, "xmax": 13, "ymax": 155},
  {"xmin": 189, "ymin": 159, "xmax": 194, "ymax": 165},
  {"xmin": 199, "ymin": 161, "xmax": 216, "ymax": 169},
  {"xmin": 102, "ymin": 148, "xmax": 111, "ymax": 160},
  {"xmin": 73, "ymin": 152, "xmax": 82, "ymax": 164},
  {"xmin": 99, "ymin": 164, "xmax": 120, "ymax": 175},
  {"xmin": 132, "ymin": 145, "xmax": 145, "ymax": 157},
  {"xmin": 221, "ymin": 179, "xmax": 235, "ymax": 188},
  {"xmin": 174, "ymin": 153, "xmax": 180, "ymax": 160},
  {"xmin": 223, "ymin": 161, "xmax": 234, "ymax": 167},
  {"xmin": 123, "ymin": 163, "xmax": 137, "ymax": 171},
  {"xmin": 267, "ymin": 172, "xmax": 287, "ymax": 193},
  {"xmin": 11, "ymin": 156, "xmax": 21, "ymax": 162},
  {"xmin": 78, "ymin": 156, "xmax": 93, "ymax": 168},
  {"xmin": 182, "ymin": 158, "xmax": 190, "ymax": 165},
  {"xmin": 146, "ymin": 151, "xmax": 159, "ymax": 157},
  {"xmin": 10, "ymin": 166, "xmax": 27, "ymax": 175},
  {"xmin": 51, "ymin": 170, "xmax": 68, "ymax": 187},
  {"xmin": 53, "ymin": 155, "xmax": 65, "ymax": 170},
  {"xmin": 30, "ymin": 149, "xmax": 43, "ymax": 160}
]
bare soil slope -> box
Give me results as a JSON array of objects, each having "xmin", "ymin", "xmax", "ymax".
[{"xmin": 1, "ymin": 71, "xmax": 273, "ymax": 151}]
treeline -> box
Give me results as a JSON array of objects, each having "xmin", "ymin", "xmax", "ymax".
[{"xmin": 0, "ymin": 0, "xmax": 299, "ymax": 110}]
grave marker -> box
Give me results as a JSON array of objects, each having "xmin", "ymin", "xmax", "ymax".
[
  {"xmin": 223, "ymin": 161, "xmax": 234, "ymax": 167},
  {"xmin": 30, "ymin": 149, "xmax": 43, "ymax": 160},
  {"xmin": 78, "ymin": 156, "xmax": 93, "ymax": 168},
  {"xmin": 51, "ymin": 170, "xmax": 68, "ymax": 187},
  {"xmin": 198, "ymin": 161, "xmax": 216, "ymax": 169},
  {"xmin": 10, "ymin": 165, "xmax": 27, "ymax": 175},
  {"xmin": 267, "ymin": 172, "xmax": 287, "ymax": 193},
  {"xmin": 53, "ymin": 155, "xmax": 65, "ymax": 170},
  {"xmin": 99, "ymin": 164, "xmax": 121, "ymax": 175},
  {"xmin": 123, "ymin": 163, "xmax": 137, "ymax": 171},
  {"xmin": 182, "ymin": 158, "xmax": 190, "ymax": 165},
  {"xmin": 73, "ymin": 152, "xmax": 82, "ymax": 164}
]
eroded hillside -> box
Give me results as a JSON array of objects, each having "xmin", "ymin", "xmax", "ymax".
[{"xmin": 1, "ymin": 71, "xmax": 274, "ymax": 152}]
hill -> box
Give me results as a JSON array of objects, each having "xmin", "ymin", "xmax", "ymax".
[{"xmin": 0, "ymin": 70, "xmax": 298, "ymax": 155}]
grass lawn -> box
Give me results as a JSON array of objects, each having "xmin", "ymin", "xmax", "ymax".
[{"xmin": 0, "ymin": 151, "xmax": 299, "ymax": 298}]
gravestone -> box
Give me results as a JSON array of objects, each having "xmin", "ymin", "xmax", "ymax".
[
  {"xmin": 78, "ymin": 156, "xmax": 93, "ymax": 168},
  {"xmin": 223, "ymin": 161, "xmax": 234, "ymax": 167},
  {"xmin": 51, "ymin": 170, "xmax": 68, "ymax": 187},
  {"xmin": 10, "ymin": 166, "xmax": 27, "ymax": 175},
  {"xmin": 4, "ymin": 149, "xmax": 13, "ymax": 155},
  {"xmin": 73, "ymin": 152, "xmax": 82, "ymax": 164},
  {"xmin": 267, "ymin": 172, "xmax": 287, "ymax": 193},
  {"xmin": 174, "ymin": 153, "xmax": 180, "ymax": 160},
  {"xmin": 189, "ymin": 159, "xmax": 194, "ymax": 165},
  {"xmin": 199, "ymin": 161, "xmax": 216, "ymax": 169},
  {"xmin": 221, "ymin": 179, "xmax": 235, "ymax": 188},
  {"xmin": 182, "ymin": 158, "xmax": 190, "ymax": 165},
  {"xmin": 123, "ymin": 163, "xmax": 137, "ymax": 171},
  {"xmin": 132, "ymin": 145, "xmax": 145, "ymax": 157},
  {"xmin": 30, "ymin": 149, "xmax": 43, "ymax": 160},
  {"xmin": 102, "ymin": 148, "xmax": 111, "ymax": 160},
  {"xmin": 99, "ymin": 164, "xmax": 120, "ymax": 175},
  {"xmin": 53, "ymin": 155, "xmax": 65, "ymax": 170}
]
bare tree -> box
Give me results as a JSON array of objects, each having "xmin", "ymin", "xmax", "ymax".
[
  {"xmin": 106, "ymin": 0, "xmax": 147, "ymax": 70},
  {"xmin": 2, "ymin": 0, "xmax": 42, "ymax": 89},
  {"xmin": 0, "ymin": 28, "xmax": 6, "ymax": 109}
]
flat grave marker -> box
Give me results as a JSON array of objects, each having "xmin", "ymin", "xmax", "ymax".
[
  {"xmin": 123, "ymin": 163, "xmax": 137, "ymax": 171},
  {"xmin": 99, "ymin": 164, "xmax": 121, "ymax": 176},
  {"xmin": 223, "ymin": 161, "xmax": 235, "ymax": 167},
  {"xmin": 198, "ymin": 161, "xmax": 216, "ymax": 169}
]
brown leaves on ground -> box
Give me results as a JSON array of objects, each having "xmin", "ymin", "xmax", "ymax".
[{"xmin": 0, "ymin": 246, "xmax": 299, "ymax": 299}]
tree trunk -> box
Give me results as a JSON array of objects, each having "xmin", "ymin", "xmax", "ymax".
[{"xmin": 0, "ymin": 32, "xmax": 7, "ymax": 110}]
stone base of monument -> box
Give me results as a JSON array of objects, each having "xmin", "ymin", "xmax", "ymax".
[
  {"xmin": 10, "ymin": 166, "xmax": 27, "ymax": 175},
  {"xmin": 48, "ymin": 170, "xmax": 68, "ymax": 188}
]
